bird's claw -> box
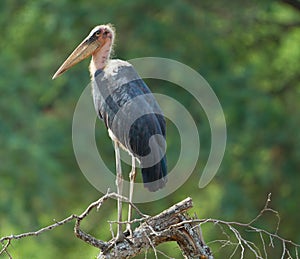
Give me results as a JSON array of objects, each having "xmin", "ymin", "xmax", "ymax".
[
  {"xmin": 104, "ymin": 232, "xmax": 133, "ymax": 252},
  {"xmin": 124, "ymin": 227, "xmax": 133, "ymax": 238},
  {"xmin": 115, "ymin": 232, "xmax": 125, "ymax": 243}
]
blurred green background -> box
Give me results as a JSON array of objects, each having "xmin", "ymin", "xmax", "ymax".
[{"xmin": 1, "ymin": 0, "xmax": 300, "ymax": 258}]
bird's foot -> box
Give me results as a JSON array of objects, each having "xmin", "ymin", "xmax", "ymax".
[
  {"xmin": 115, "ymin": 230, "xmax": 133, "ymax": 243},
  {"xmin": 102, "ymin": 233, "xmax": 125, "ymax": 253},
  {"xmin": 115, "ymin": 232, "xmax": 125, "ymax": 243},
  {"xmin": 104, "ymin": 231, "xmax": 132, "ymax": 252},
  {"xmin": 124, "ymin": 226, "xmax": 133, "ymax": 238}
]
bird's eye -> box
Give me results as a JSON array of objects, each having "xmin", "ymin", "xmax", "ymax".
[{"xmin": 95, "ymin": 30, "xmax": 102, "ymax": 37}]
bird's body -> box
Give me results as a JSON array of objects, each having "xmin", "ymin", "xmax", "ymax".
[
  {"xmin": 53, "ymin": 24, "xmax": 167, "ymax": 241},
  {"xmin": 91, "ymin": 59, "xmax": 167, "ymax": 191}
]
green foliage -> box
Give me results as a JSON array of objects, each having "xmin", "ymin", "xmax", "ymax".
[{"xmin": 1, "ymin": 0, "xmax": 300, "ymax": 258}]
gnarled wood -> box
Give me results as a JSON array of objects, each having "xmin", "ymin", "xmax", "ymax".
[{"xmin": 74, "ymin": 196, "xmax": 213, "ymax": 259}]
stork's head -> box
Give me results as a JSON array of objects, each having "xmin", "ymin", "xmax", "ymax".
[{"xmin": 52, "ymin": 24, "xmax": 114, "ymax": 79}]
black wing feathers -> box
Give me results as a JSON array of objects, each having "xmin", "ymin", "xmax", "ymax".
[{"xmin": 93, "ymin": 62, "xmax": 167, "ymax": 191}]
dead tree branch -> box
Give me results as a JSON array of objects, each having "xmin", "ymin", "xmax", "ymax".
[
  {"xmin": 95, "ymin": 196, "xmax": 213, "ymax": 259},
  {"xmin": 1, "ymin": 192, "xmax": 299, "ymax": 258},
  {"xmin": 0, "ymin": 192, "xmax": 213, "ymax": 259},
  {"xmin": 194, "ymin": 193, "xmax": 300, "ymax": 258}
]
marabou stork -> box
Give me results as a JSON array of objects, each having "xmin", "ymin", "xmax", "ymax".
[{"xmin": 52, "ymin": 24, "xmax": 167, "ymax": 241}]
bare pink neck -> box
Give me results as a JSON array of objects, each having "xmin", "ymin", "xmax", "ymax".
[{"xmin": 90, "ymin": 41, "xmax": 112, "ymax": 75}]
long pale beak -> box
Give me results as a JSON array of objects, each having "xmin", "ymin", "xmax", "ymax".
[{"xmin": 52, "ymin": 36, "xmax": 101, "ymax": 79}]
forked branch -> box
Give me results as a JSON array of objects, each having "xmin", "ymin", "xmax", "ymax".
[{"xmin": 1, "ymin": 192, "xmax": 299, "ymax": 259}]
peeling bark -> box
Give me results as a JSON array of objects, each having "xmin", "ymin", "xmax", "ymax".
[{"xmin": 75, "ymin": 197, "xmax": 213, "ymax": 259}]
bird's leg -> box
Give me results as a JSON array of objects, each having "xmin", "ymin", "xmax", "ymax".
[
  {"xmin": 126, "ymin": 155, "xmax": 136, "ymax": 236},
  {"xmin": 114, "ymin": 141, "xmax": 124, "ymax": 242}
]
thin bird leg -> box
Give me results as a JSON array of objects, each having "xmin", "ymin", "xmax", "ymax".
[
  {"xmin": 114, "ymin": 141, "xmax": 124, "ymax": 242},
  {"xmin": 126, "ymin": 155, "xmax": 136, "ymax": 236}
]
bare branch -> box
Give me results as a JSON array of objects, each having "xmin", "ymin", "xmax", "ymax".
[
  {"xmin": 97, "ymin": 197, "xmax": 214, "ymax": 259},
  {"xmin": 0, "ymin": 214, "xmax": 77, "ymax": 243},
  {"xmin": 198, "ymin": 194, "xmax": 300, "ymax": 258},
  {"xmin": 0, "ymin": 191, "xmax": 146, "ymax": 255},
  {"xmin": 1, "ymin": 192, "xmax": 299, "ymax": 259},
  {"xmin": 0, "ymin": 239, "xmax": 11, "ymax": 258}
]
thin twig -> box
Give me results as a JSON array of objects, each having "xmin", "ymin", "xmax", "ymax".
[
  {"xmin": 144, "ymin": 230, "xmax": 158, "ymax": 259},
  {"xmin": 260, "ymin": 231, "xmax": 268, "ymax": 259},
  {"xmin": 0, "ymin": 240, "xmax": 10, "ymax": 257},
  {"xmin": 0, "ymin": 214, "xmax": 77, "ymax": 244}
]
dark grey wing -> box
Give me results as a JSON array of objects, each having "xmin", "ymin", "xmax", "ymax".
[{"xmin": 92, "ymin": 60, "xmax": 167, "ymax": 191}]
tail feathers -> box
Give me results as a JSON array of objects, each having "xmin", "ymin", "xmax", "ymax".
[{"xmin": 141, "ymin": 155, "xmax": 167, "ymax": 192}]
